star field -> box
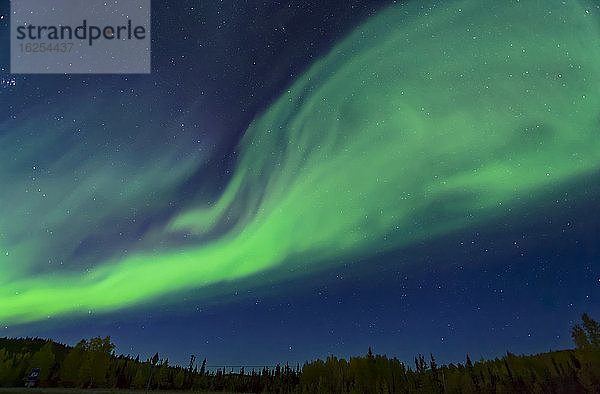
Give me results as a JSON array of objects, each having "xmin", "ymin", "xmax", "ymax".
[{"xmin": 0, "ymin": 0, "xmax": 599, "ymax": 367}]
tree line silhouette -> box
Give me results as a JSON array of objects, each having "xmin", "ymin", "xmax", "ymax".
[{"xmin": 0, "ymin": 313, "xmax": 598, "ymax": 393}]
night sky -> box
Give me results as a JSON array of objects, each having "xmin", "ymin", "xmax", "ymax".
[{"xmin": 1, "ymin": 0, "xmax": 599, "ymax": 369}]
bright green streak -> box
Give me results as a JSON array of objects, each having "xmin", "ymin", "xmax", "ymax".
[{"xmin": 2, "ymin": 0, "xmax": 600, "ymax": 324}]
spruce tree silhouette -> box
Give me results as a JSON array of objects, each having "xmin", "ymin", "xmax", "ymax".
[{"xmin": 582, "ymin": 313, "xmax": 600, "ymax": 349}]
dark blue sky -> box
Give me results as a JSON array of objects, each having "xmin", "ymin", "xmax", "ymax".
[{"xmin": 1, "ymin": 0, "xmax": 599, "ymax": 370}]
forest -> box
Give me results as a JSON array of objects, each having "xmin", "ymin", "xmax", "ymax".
[{"xmin": 0, "ymin": 313, "xmax": 598, "ymax": 393}]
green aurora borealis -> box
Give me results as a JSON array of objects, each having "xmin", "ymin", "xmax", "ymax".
[{"xmin": 2, "ymin": 0, "xmax": 600, "ymax": 325}]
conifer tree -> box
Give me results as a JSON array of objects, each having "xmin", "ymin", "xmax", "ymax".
[
  {"xmin": 131, "ymin": 366, "xmax": 147, "ymax": 389},
  {"xmin": 0, "ymin": 348, "xmax": 13, "ymax": 386},
  {"xmin": 581, "ymin": 314, "xmax": 600, "ymax": 349},
  {"xmin": 199, "ymin": 358, "xmax": 206, "ymax": 376},
  {"xmin": 174, "ymin": 369, "xmax": 185, "ymax": 389},
  {"xmin": 188, "ymin": 355, "xmax": 196, "ymax": 372},
  {"xmin": 571, "ymin": 325, "xmax": 591, "ymax": 350},
  {"xmin": 28, "ymin": 342, "xmax": 55, "ymax": 382},
  {"xmin": 59, "ymin": 340, "xmax": 86, "ymax": 385}
]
